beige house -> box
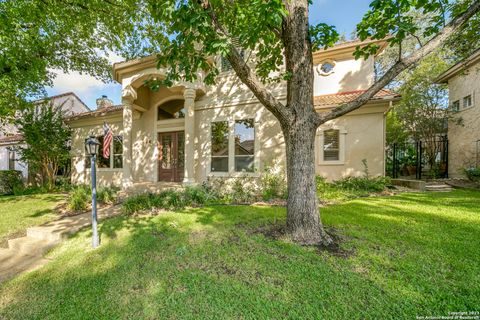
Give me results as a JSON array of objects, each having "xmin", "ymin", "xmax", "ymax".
[
  {"xmin": 436, "ymin": 49, "xmax": 480, "ymax": 178},
  {"xmin": 67, "ymin": 39, "xmax": 399, "ymax": 189}
]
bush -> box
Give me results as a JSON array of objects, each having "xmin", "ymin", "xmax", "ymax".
[
  {"xmin": 260, "ymin": 167, "xmax": 287, "ymax": 200},
  {"xmin": 67, "ymin": 185, "xmax": 119, "ymax": 212},
  {"xmin": 333, "ymin": 176, "xmax": 390, "ymax": 192},
  {"xmin": 68, "ymin": 185, "xmax": 90, "ymax": 211},
  {"xmin": 0, "ymin": 170, "xmax": 24, "ymax": 195},
  {"xmin": 97, "ymin": 186, "xmax": 119, "ymax": 204},
  {"xmin": 464, "ymin": 167, "xmax": 480, "ymax": 182}
]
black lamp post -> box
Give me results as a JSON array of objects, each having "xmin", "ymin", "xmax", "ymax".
[{"xmin": 85, "ymin": 136, "xmax": 100, "ymax": 248}]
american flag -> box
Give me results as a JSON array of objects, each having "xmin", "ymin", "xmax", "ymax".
[{"xmin": 103, "ymin": 122, "xmax": 113, "ymax": 159}]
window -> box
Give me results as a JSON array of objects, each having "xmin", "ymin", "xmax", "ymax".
[
  {"xmin": 85, "ymin": 135, "xmax": 123, "ymax": 169},
  {"xmin": 452, "ymin": 100, "xmax": 460, "ymax": 112},
  {"xmin": 210, "ymin": 118, "xmax": 256, "ymax": 173},
  {"xmin": 317, "ymin": 60, "xmax": 336, "ymax": 76},
  {"xmin": 211, "ymin": 121, "xmax": 229, "ymax": 172},
  {"xmin": 234, "ymin": 119, "xmax": 255, "ymax": 172},
  {"xmin": 8, "ymin": 149, "xmax": 15, "ymax": 170},
  {"xmin": 323, "ymin": 129, "xmax": 340, "ymax": 161},
  {"xmin": 463, "ymin": 95, "xmax": 472, "ymax": 108}
]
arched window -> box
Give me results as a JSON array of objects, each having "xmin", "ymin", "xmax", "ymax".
[{"xmin": 157, "ymin": 99, "xmax": 186, "ymax": 120}]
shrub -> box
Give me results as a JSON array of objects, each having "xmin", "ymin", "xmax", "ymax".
[
  {"xmin": 333, "ymin": 176, "xmax": 390, "ymax": 192},
  {"xmin": 464, "ymin": 167, "xmax": 480, "ymax": 182},
  {"xmin": 68, "ymin": 185, "xmax": 90, "ymax": 211},
  {"xmin": 122, "ymin": 193, "xmax": 152, "ymax": 214},
  {"xmin": 0, "ymin": 170, "xmax": 23, "ymax": 195},
  {"xmin": 260, "ymin": 167, "xmax": 287, "ymax": 200},
  {"xmin": 67, "ymin": 185, "xmax": 119, "ymax": 212},
  {"xmin": 97, "ymin": 186, "xmax": 119, "ymax": 204}
]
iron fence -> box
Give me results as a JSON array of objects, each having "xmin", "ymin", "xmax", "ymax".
[{"xmin": 387, "ymin": 137, "xmax": 448, "ymax": 180}]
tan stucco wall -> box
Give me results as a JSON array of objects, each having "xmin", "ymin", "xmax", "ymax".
[
  {"xmin": 447, "ymin": 63, "xmax": 480, "ymax": 177},
  {"xmin": 71, "ymin": 120, "xmax": 124, "ymax": 187},
  {"xmin": 69, "ymin": 47, "xmax": 388, "ymax": 187}
]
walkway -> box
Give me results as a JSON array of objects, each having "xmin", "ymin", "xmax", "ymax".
[{"xmin": 0, "ymin": 205, "xmax": 122, "ymax": 283}]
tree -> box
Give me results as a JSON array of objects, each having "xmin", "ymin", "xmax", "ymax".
[
  {"xmin": 0, "ymin": 0, "xmax": 129, "ymax": 118},
  {"xmin": 386, "ymin": 53, "xmax": 450, "ymax": 177},
  {"xmin": 15, "ymin": 102, "xmax": 72, "ymax": 189},
  {"xmin": 2, "ymin": 0, "xmax": 480, "ymax": 245}
]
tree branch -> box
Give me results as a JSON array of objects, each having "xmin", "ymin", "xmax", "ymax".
[
  {"xmin": 201, "ymin": 1, "xmax": 293, "ymax": 125},
  {"xmin": 318, "ymin": 0, "xmax": 480, "ymax": 124}
]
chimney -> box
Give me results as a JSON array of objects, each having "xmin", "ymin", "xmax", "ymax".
[{"xmin": 96, "ymin": 95, "xmax": 114, "ymax": 110}]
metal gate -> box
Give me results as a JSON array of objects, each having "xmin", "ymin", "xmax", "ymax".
[{"xmin": 387, "ymin": 137, "xmax": 448, "ymax": 179}]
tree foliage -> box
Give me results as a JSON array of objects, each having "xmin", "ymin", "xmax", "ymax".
[
  {"xmin": 15, "ymin": 102, "xmax": 72, "ymax": 189},
  {"xmin": 1, "ymin": 0, "xmax": 479, "ymax": 244}
]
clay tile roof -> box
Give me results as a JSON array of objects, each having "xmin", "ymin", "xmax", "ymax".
[
  {"xmin": 65, "ymin": 105, "xmax": 124, "ymax": 121},
  {"xmin": 314, "ymin": 89, "xmax": 400, "ymax": 107},
  {"xmin": 0, "ymin": 134, "xmax": 23, "ymax": 144}
]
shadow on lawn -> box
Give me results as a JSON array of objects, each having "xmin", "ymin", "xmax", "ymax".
[{"xmin": 2, "ymin": 193, "xmax": 480, "ymax": 318}]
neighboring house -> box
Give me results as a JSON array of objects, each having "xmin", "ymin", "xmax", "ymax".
[
  {"xmin": 0, "ymin": 92, "xmax": 90, "ymax": 179},
  {"xmin": 67, "ymin": 39, "xmax": 400, "ymax": 189},
  {"xmin": 436, "ymin": 48, "xmax": 480, "ymax": 178}
]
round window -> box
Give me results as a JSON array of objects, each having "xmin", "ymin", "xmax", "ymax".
[{"xmin": 317, "ymin": 60, "xmax": 336, "ymax": 76}]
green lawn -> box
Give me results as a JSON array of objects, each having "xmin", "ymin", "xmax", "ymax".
[
  {"xmin": 0, "ymin": 190, "xmax": 479, "ymax": 319},
  {"xmin": 0, "ymin": 193, "xmax": 64, "ymax": 246}
]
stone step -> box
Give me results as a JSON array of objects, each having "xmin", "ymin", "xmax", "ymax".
[
  {"xmin": 7, "ymin": 237, "xmax": 57, "ymax": 256},
  {"xmin": 425, "ymin": 184, "xmax": 453, "ymax": 192}
]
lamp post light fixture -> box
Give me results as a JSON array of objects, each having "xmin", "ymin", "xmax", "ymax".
[{"xmin": 85, "ymin": 136, "xmax": 100, "ymax": 248}]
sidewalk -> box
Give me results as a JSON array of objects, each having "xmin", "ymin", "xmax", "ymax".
[{"xmin": 0, "ymin": 205, "xmax": 122, "ymax": 283}]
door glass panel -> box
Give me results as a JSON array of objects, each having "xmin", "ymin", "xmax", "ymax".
[
  {"xmin": 177, "ymin": 132, "xmax": 185, "ymax": 168},
  {"xmin": 160, "ymin": 135, "xmax": 172, "ymax": 169}
]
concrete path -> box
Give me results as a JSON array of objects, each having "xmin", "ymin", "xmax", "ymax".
[{"xmin": 0, "ymin": 205, "xmax": 122, "ymax": 283}]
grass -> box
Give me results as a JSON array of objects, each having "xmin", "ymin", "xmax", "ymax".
[
  {"xmin": 0, "ymin": 193, "xmax": 64, "ymax": 246},
  {"xmin": 0, "ymin": 190, "xmax": 479, "ymax": 319}
]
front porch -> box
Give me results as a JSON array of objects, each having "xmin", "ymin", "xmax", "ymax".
[{"xmin": 114, "ymin": 56, "xmax": 206, "ymax": 189}]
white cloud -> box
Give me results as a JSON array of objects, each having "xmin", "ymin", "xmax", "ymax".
[{"xmin": 49, "ymin": 69, "xmax": 107, "ymax": 94}]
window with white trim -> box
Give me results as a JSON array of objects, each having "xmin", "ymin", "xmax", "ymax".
[
  {"xmin": 452, "ymin": 100, "xmax": 460, "ymax": 112},
  {"xmin": 8, "ymin": 149, "xmax": 15, "ymax": 170},
  {"xmin": 463, "ymin": 95, "xmax": 472, "ymax": 108},
  {"xmin": 323, "ymin": 129, "xmax": 340, "ymax": 161},
  {"xmin": 211, "ymin": 121, "xmax": 229, "ymax": 172},
  {"xmin": 210, "ymin": 118, "xmax": 256, "ymax": 173},
  {"xmin": 85, "ymin": 135, "xmax": 123, "ymax": 169},
  {"xmin": 234, "ymin": 119, "xmax": 255, "ymax": 172}
]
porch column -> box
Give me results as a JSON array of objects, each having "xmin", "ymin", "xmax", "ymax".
[
  {"xmin": 121, "ymin": 85, "xmax": 137, "ymax": 190},
  {"xmin": 183, "ymin": 87, "xmax": 196, "ymax": 184}
]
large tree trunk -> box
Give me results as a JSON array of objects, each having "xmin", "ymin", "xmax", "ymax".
[
  {"xmin": 280, "ymin": 0, "xmax": 332, "ymax": 245},
  {"xmin": 282, "ymin": 119, "xmax": 332, "ymax": 246}
]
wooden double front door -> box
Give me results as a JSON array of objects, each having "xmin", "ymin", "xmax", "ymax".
[{"xmin": 158, "ymin": 131, "xmax": 185, "ymax": 182}]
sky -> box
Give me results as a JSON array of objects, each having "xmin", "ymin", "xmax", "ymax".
[{"xmin": 45, "ymin": 0, "xmax": 373, "ymax": 110}]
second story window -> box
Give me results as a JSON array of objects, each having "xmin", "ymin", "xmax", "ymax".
[
  {"xmin": 452, "ymin": 100, "xmax": 460, "ymax": 112},
  {"xmin": 317, "ymin": 60, "xmax": 336, "ymax": 76},
  {"xmin": 463, "ymin": 95, "xmax": 472, "ymax": 108}
]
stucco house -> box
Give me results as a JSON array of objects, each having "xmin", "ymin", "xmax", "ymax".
[
  {"xmin": 0, "ymin": 92, "xmax": 89, "ymax": 179},
  {"xmin": 67, "ymin": 39, "xmax": 400, "ymax": 189},
  {"xmin": 436, "ymin": 48, "xmax": 480, "ymax": 178}
]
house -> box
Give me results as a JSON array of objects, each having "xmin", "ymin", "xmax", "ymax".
[
  {"xmin": 436, "ymin": 48, "xmax": 480, "ymax": 178},
  {"xmin": 67, "ymin": 39, "xmax": 400, "ymax": 189},
  {"xmin": 0, "ymin": 92, "xmax": 90, "ymax": 179}
]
